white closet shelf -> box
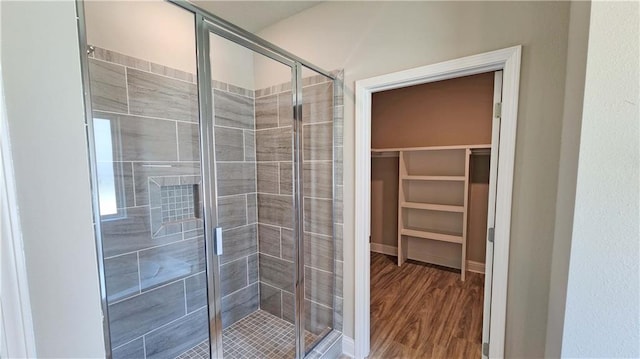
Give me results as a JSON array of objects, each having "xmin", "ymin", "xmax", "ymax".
[
  {"xmin": 401, "ymin": 201, "xmax": 464, "ymax": 213},
  {"xmin": 402, "ymin": 175, "xmax": 465, "ymax": 181},
  {"xmin": 400, "ymin": 227, "xmax": 463, "ymax": 244}
]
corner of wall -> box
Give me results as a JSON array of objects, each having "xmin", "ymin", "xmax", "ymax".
[
  {"xmin": 1, "ymin": 1, "xmax": 106, "ymax": 356},
  {"xmin": 545, "ymin": 1, "xmax": 591, "ymax": 357},
  {"xmin": 561, "ymin": 0, "xmax": 639, "ymax": 355}
]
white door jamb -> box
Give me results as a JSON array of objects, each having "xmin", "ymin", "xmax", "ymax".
[{"xmin": 354, "ymin": 45, "xmax": 522, "ymax": 359}]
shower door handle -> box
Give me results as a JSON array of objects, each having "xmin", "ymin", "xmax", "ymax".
[{"xmin": 214, "ymin": 227, "xmax": 223, "ymax": 255}]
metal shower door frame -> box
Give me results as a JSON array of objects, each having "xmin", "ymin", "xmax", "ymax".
[
  {"xmin": 194, "ymin": 15, "xmax": 305, "ymax": 359},
  {"xmin": 186, "ymin": 4, "xmax": 336, "ymax": 357}
]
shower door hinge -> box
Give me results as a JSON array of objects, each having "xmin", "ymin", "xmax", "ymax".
[
  {"xmin": 494, "ymin": 102, "xmax": 502, "ymax": 118},
  {"xmin": 482, "ymin": 342, "xmax": 489, "ymax": 356},
  {"xmin": 488, "ymin": 227, "xmax": 495, "ymax": 243},
  {"xmin": 87, "ymin": 45, "xmax": 95, "ymax": 56}
]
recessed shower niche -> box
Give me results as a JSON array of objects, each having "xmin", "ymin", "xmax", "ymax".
[
  {"xmin": 149, "ymin": 175, "xmax": 202, "ymax": 238},
  {"xmin": 82, "ymin": 1, "xmax": 343, "ymax": 358}
]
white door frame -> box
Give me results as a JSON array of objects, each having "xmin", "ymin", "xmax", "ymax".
[
  {"xmin": 354, "ymin": 45, "xmax": 521, "ymax": 358},
  {"xmin": 0, "ymin": 65, "xmax": 37, "ymax": 358}
]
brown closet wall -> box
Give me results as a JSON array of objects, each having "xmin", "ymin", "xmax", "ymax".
[
  {"xmin": 468, "ymin": 155, "xmax": 490, "ymax": 263},
  {"xmin": 370, "ymin": 72, "xmax": 493, "ymax": 264},
  {"xmin": 371, "ymin": 156, "xmax": 399, "ymax": 247},
  {"xmin": 371, "ymin": 72, "xmax": 494, "ymax": 148}
]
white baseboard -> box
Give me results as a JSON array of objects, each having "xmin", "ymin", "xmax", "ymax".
[
  {"xmin": 370, "ymin": 242, "xmax": 486, "ymax": 274},
  {"xmin": 342, "ymin": 336, "xmax": 355, "ymax": 358},
  {"xmin": 369, "ymin": 243, "xmax": 397, "ymax": 256},
  {"xmin": 408, "ymin": 252, "xmax": 460, "ymax": 269},
  {"xmin": 466, "ymin": 260, "xmax": 486, "ymax": 274}
]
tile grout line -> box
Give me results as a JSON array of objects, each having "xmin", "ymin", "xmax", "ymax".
[
  {"xmin": 94, "ymin": 108, "xmax": 198, "ymax": 126},
  {"xmin": 91, "ymin": 54, "xmax": 195, "ymax": 86},
  {"xmin": 105, "ymin": 233, "xmax": 203, "ymax": 262}
]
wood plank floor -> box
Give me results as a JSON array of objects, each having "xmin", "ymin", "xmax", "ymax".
[{"xmin": 369, "ymin": 253, "xmax": 484, "ymax": 359}]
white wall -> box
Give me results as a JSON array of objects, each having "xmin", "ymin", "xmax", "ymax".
[
  {"xmin": 85, "ymin": 0, "xmax": 256, "ymax": 90},
  {"xmin": 0, "ymin": 1, "xmax": 105, "ymax": 357},
  {"xmin": 561, "ymin": 1, "xmax": 640, "ymax": 357},
  {"xmin": 545, "ymin": 1, "xmax": 591, "ymax": 356},
  {"xmin": 257, "ymin": 2, "xmax": 578, "ymax": 356},
  {"xmin": 85, "ymin": 1, "xmax": 196, "ymax": 73},
  {"xmin": 0, "ymin": 3, "xmax": 37, "ymax": 356}
]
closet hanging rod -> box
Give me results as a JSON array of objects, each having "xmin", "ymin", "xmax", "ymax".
[
  {"xmin": 372, "ymin": 144, "xmax": 491, "ymax": 152},
  {"xmin": 471, "ymin": 148, "xmax": 492, "ymax": 156},
  {"xmin": 371, "ymin": 151, "xmax": 399, "ymax": 158}
]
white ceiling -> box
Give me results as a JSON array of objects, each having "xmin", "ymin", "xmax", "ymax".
[{"xmin": 192, "ymin": 1, "xmax": 322, "ymax": 32}]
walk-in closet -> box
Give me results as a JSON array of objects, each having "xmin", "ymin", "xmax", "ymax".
[{"xmin": 369, "ymin": 71, "xmax": 500, "ymax": 357}]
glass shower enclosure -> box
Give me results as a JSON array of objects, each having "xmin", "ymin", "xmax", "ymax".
[{"xmin": 79, "ymin": 1, "xmax": 341, "ymax": 358}]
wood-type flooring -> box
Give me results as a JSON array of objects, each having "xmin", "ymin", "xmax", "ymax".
[{"xmin": 369, "ymin": 253, "xmax": 484, "ymax": 358}]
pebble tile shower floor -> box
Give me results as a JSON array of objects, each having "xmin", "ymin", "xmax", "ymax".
[{"xmin": 175, "ymin": 310, "xmax": 318, "ymax": 359}]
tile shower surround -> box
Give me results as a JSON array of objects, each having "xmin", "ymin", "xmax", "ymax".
[
  {"xmin": 88, "ymin": 46, "xmax": 344, "ymax": 358},
  {"xmin": 254, "ymin": 73, "xmax": 344, "ymax": 339}
]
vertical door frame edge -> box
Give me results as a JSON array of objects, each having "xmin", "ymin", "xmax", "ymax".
[
  {"xmin": 354, "ymin": 45, "xmax": 522, "ymax": 359},
  {"xmin": 195, "ymin": 15, "xmax": 225, "ymax": 359},
  {"xmin": 0, "ymin": 27, "xmax": 38, "ymax": 359},
  {"xmin": 74, "ymin": 0, "xmax": 112, "ymax": 357},
  {"xmin": 293, "ymin": 62, "xmax": 306, "ymax": 359}
]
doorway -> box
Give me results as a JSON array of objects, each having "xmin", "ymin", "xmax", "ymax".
[
  {"xmin": 368, "ymin": 71, "xmax": 500, "ymax": 357},
  {"xmin": 353, "ymin": 47, "xmax": 522, "ymax": 358}
]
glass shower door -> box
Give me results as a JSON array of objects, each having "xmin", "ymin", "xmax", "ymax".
[
  {"xmin": 203, "ymin": 25, "xmax": 300, "ymax": 358},
  {"xmin": 300, "ymin": 66, "xmax": 336, "ymax": 354},
  {"xmin": 86, "ymin": 3, "xmax": 214, "ymax": 357}
]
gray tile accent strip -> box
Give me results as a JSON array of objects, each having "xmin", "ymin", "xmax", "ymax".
[
  {"xmin": 92, "ymin": 46, "xmax": 150, "ymax": 71},
  {"xmin": 149, "ymin": 62, "xmax": 195, "ymax": 83}
]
